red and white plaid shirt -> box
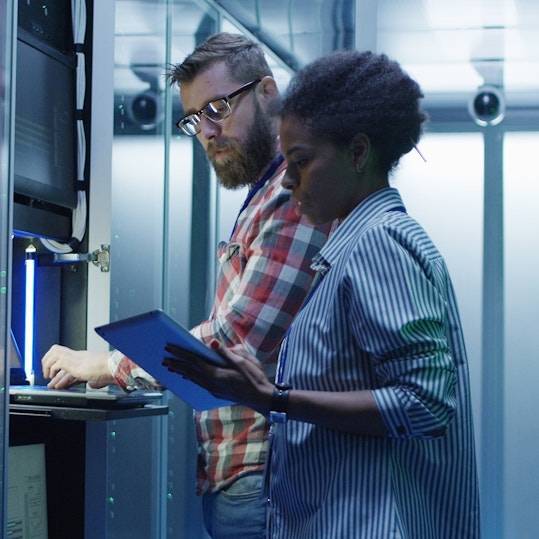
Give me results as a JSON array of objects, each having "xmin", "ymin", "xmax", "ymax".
[{"xmin": 111, "ymin": 155, "xmax": 332, "ymax": 494}]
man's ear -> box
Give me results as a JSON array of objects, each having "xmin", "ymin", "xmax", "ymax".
[
  {"xmin": 258, "ymin": 76, "xmax": 279, "ymax": 102},
  {"xmin": 350, "ymin": 133, "xmax": 371, "ymax": 169}
]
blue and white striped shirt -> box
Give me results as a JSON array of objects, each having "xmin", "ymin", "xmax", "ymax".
[{"xmin": 269, "ymin": 188, "xmax": 480, "ymax": 538}]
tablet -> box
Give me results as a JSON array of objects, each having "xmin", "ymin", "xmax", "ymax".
[{"xmin": 95, "ymin": 309, "xmax": 232, "ymax": 410}]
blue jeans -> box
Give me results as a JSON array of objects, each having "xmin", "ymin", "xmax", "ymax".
[{"xmin": 202, "ymin": 472, "xmax": 267, "ymax": 539}]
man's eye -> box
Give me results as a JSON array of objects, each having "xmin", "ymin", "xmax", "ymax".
[
  {"xmin": 205, "ymin": 100, "xmax": 229, "ymax": 119},
  {"xmin": 211, "ymin": 102, "xmax": 228, "ymax": 114}
]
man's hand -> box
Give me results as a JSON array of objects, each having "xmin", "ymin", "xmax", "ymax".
[
  {"xmin": 163, "ymin": 340, "xmax": 274, "ymax": 415},
  {"xmin": 41, "ymin": 345, "xmax": 115, "ymax": 389}
]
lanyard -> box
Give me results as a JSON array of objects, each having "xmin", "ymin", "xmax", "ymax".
[{"xmin": 229, "ymin": 154, "xmax": 284, "ymax": 240}]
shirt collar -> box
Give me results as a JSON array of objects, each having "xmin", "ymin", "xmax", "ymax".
[{"xmin": 312, "ymin": 187, "xmax": 406, "ymax": 271}]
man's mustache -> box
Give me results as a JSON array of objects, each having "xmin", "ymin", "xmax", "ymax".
[{"xmin": 207, "ymin": 138, "xmax": 239, "ymax": 160}]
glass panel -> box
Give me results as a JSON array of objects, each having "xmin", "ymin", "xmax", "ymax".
[
  {"xmin": 503, "ymin": 132, "xmax": 539, "ymax": 539},
  {"xmin": 213, "ymin": 0, "xmax": 355, "ymax": 69},
  {"xmin": 112, "ymin": 1, "xmax": 220, "ymax": 537},
  {"xmin": 110, "ymin": 136, "xmax": 166, "ymax": 316},
  {"xmin": 111, "ymin": 1, "xmax": 171, "ymax": 537},
  {"xmin": 112, "ymin": 0, "xmax": 169, "ymax": 320}
]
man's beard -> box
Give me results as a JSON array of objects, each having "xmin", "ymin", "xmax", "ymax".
[{"xmin": 206, "ymin": 102, "xmax": 276, "ymax": 190}]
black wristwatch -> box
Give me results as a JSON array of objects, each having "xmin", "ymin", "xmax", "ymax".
[{"xmin": 269, "ymin": 382, "xmax": 292, "ymax": 424}]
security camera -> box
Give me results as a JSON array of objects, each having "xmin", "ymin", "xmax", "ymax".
[
  {"xmin": 468, "ymin": 85, "xmax": 505, "ymax": 127},
  {"xmin": 128, "ymin": 91, "xmax": 162, "ymax": 130}
]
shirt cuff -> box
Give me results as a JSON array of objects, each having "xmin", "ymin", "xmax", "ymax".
[
  {"xmin": 108, "ymin": 350, "xmax": 134, "ymax": 392},
  {"xmin": 372, "ymin": 387, "xmax": 412, "ymax": 438}
]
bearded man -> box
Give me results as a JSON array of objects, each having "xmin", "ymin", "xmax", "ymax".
[{"xmin": 42, "ymin": 33, "xmax": 331, "ymax": 539}]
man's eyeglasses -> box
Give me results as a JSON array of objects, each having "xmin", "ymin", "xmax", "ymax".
[{"xmin": 176, "ymin": 79, "xmax": 261, "ymax": 137}]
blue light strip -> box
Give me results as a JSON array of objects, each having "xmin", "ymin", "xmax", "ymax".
[{"xmin": 24, "ymin": 245, "xmax": 36, "ymax": 382}]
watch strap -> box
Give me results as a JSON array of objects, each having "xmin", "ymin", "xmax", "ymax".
[{"xmin": 270, "ymin": 382, "xmax": 292, "ymax": 420}]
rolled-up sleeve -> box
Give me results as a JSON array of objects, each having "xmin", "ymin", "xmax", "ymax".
[{"xmin": 351, "ymin": 225, "xmax": 458, "ymax": 439}]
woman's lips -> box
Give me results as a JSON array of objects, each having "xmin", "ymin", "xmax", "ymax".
[{"xmin": 292, "ymin": 197, "xmax": 304, "ymax": 215}]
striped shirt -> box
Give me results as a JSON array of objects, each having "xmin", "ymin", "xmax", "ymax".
[
  {"xmin": 269, "ymin": 188, "xmax": 480, "ymax": 538},
  {"xmin": 112, "ymin": 155, "xmax": 332, "ymax": 495}
]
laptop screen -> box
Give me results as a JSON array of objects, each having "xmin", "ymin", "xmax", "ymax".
[{"xmin": 9, "ymin": 330, "xmax": 28, "ymax": 385}]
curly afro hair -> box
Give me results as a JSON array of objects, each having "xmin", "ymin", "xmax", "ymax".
[{"xmin": 280, "ymin": 50, "xmax": 428, "ymax": 175}]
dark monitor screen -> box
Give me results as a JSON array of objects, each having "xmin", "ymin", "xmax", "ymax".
[
  {"xmin": 14, "ymin": 35, "xmax": 78, "ymax": 213},
  {"xmin": 17, "ymin": 0, "xmax": 72, "ymax": 53}
]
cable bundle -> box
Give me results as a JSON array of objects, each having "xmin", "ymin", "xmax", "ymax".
[{"xmin": 41, "ymin": 0, "xmax": 87, "ymax": 253}]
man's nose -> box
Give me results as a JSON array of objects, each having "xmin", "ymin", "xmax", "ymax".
[{"xmin": 199, "ymin": 115, "xmax": 221, "ymax": 140}]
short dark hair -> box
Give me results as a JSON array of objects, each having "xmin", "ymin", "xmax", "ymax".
[
  {"xmin": 280, "ymin": 50, "xmax": 428, "ymax": 174},
  {"xmin": 167, "ymin": 32, "xmax": 273, "ymax": 87}
]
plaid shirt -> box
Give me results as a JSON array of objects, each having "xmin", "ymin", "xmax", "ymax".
[{"xmin": 111, "ymin": 155, "xmax": 331, "ymax": 494}]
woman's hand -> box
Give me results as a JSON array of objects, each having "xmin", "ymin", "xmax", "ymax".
[{"xmin": 163, "ymin": 340, "xmax": 274, "ymax": 414}]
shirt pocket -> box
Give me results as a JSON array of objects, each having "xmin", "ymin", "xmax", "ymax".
[{"xmin": 217, "ymin": 241, "xmax": 245, "ymax": 281}]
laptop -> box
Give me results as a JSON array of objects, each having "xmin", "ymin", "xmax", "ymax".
[
  {"xmin": 94, "ymin": 309, "xmax": 232, "ymax": 411},
  {"xmin": 9, "ymin": 384, "xmax": 163, "ymax": 409},
  {"xmin": 8, "ymin": 330, "xmax": 163, "ymax": 409}
]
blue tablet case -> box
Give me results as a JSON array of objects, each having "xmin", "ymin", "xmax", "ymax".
[{"xmin": 95, "ymin": 309, "xmax": 232, "ymax": 410}]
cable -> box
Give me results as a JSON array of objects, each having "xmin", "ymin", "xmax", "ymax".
[{"xmin": 41, "ymin": 0, "xmax": 87, "ymax": 253}]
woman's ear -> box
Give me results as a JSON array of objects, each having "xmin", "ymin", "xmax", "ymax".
[{"xmin": 350, "ymin": 133, "xmax": 371, "ymax": 170}]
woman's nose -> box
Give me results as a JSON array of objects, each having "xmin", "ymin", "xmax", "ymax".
[{"xmin": 281, "ymin": 171, "xmax": 297, "ymax": 191}]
